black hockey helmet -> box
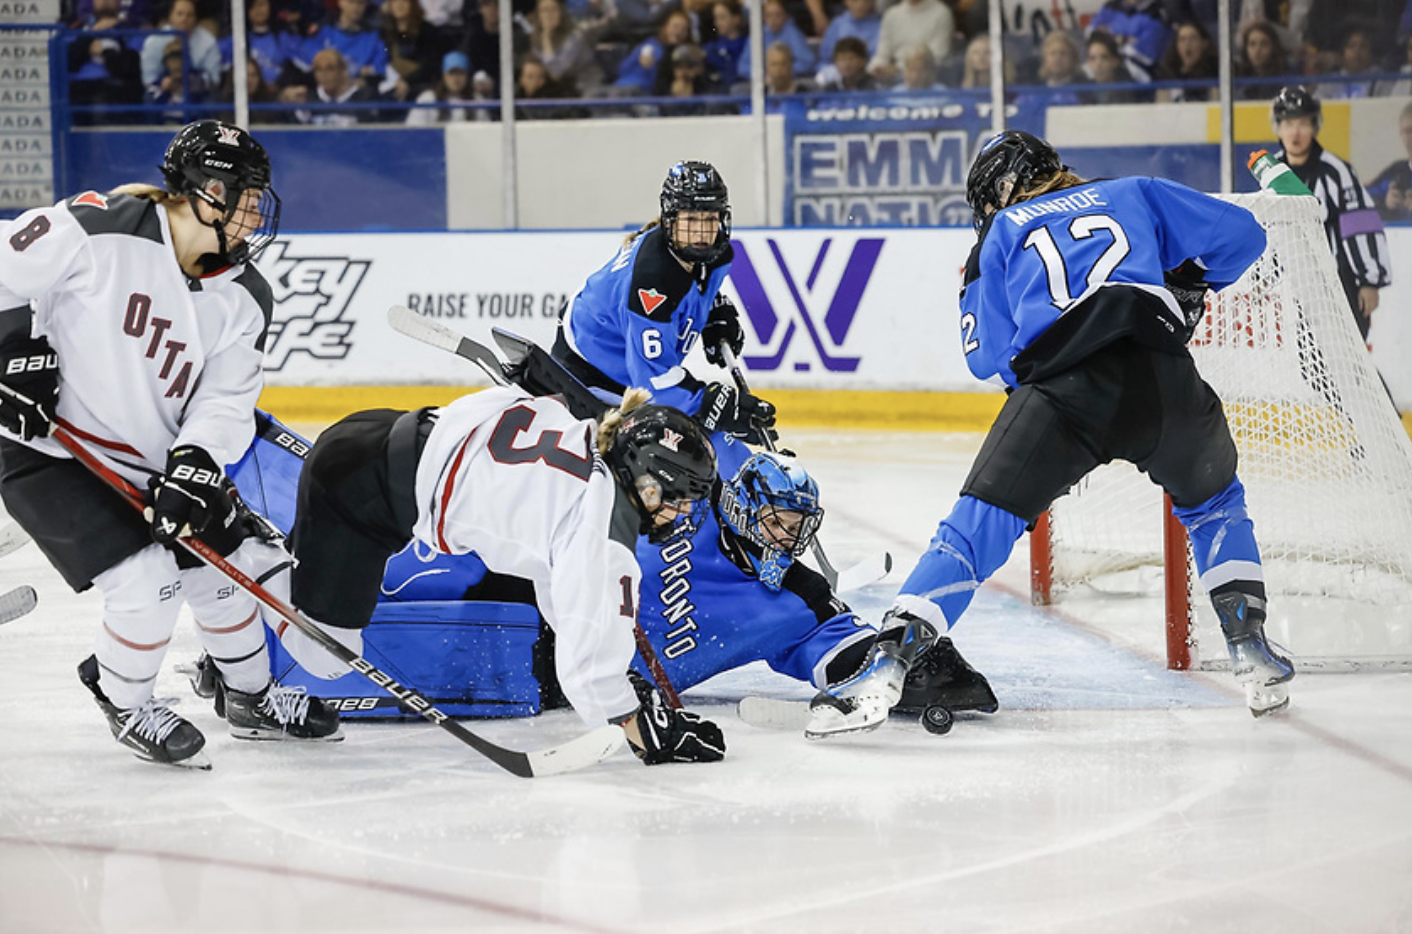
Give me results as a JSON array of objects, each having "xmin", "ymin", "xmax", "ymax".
[
  {"xmin": 161, "ymin": 119, "xmax": 281, "ymax": 263},
  {"xmin": 965, "ymin": 130, "xmax": 1065, "ymax": 231},
  {"xmin": 660, "ymin": 160, "xmax": 732, "ymax": 267},
  {"xmin": 1271, "ymin": 85, "xmax": 1322, "ymax": 131},
  {"xmin": 607, "ymin": 404, "xmax": 717, "ymax": 535}
]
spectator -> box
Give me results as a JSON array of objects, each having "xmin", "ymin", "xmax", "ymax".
[
  {"xmin": 869, "ymin": 0, "xmax": 954, "ymax": 86},
  {"xmin": 1022, "ymin": 30, "xmax": 1090, "ymax": 106},
  {"xmin": 896, "ymin": 42, "xmax": 943, "ymax": 90},
  {"xmin": 817, "ymin": 0, "xmax": 881, "ymax": 68},
  {"xmin": 613, "ymin": 0, "xmax": 674, "ymax": 43},
  {"xmin": 382, "ymin": 0, "xmax": 454, "ymax": 102},
  {"xmin": 70, "ymin": 0, "xmax": 143, "ymax": 29},
  {"xmin": 289, "ymin": 46, "xmax": 379, "ymax": 124},
  {"xmin": 68, "ymin": 0, "xmax": 145, "ymax": 123},
  {"xmin": 818, "ymin": 35, "xmax": 877, "ymax": 91},
  {"xmin": 1315, "ymin": 28, "xmax": 1379, "ymax": 99},
  {"xmin": 146, "ymin": 37, "xmax": 211, "ymax": 122},
  {"xmin": 527, "ymin": 0, "xmax": 602, "ymax": 94},
  {"xmin": 1235, "ymin": 21, "xmax": 1290, "ymax": 100},
  {"xmin": 515, "ymin": 54, "xmax": 581, "ymax": 119},
  {"xmin": 739, "ymin": 0, "xmax": 816, "ymax": 79},
  {"xmin": 1155, "ymin": 19, "xmax": 1217, "ymax": 101},
  {"xmin": 617, "ymin": 8, "xmax": 693, "ymax": 93},
  {"xmin": 703, "ymin": 1, "xmax": 746, "ymax": 88},
  {"xmin": 1368, "ymin": 101, "xmax": 1412, "ymax": 221},
  {"xmin": 953, "ymin": 33, "xmax": 1013, "ymax": 88},
  {"xmin": 1235, "ymin": 0, "xmax": 1308, "ymax": 60},
  {"xmin": 300, "ymin": 0, "xmax": 392, "ymax": 93},
  {"xmin": 140, "ymin": 0, "xmax": 222, "ymax": 89},
  {"xmin": 218, "ymin": 0, "xmax": 302, "ymax": 86},
  {"xmin": 1087, "ymin": 0, "xmax": 1171, "ymax": 82},
  {"xmin": 1085, "ymin": 30, "xmax": 1146, "ymax": 102},
  {"xmin": 418, "ymin": 0, "xmax": 466, "ymax": 28},
  {"xmin": 406, "ymin": 49, "xmax": 481, "ymax": 123},
  {"xmin": 462, "ymin": 0, "xmax": 527, "ymax": 96},
  {"xmin": 565, "ymin": 0, "xmax": 616, "ymax": 31},
  {"xmin": 1378, "ymin": 32, "xmax": 1412, "ymax": 97},
  {"xmin": 764, "ymin": 41, "xmax": 810, "ymax": 94},
  {"xmin": 657, "ymin": 43, "xmax": 732, "ymax": 115},
  {"xmin": 220, "ymin": 57, "xmax": 283, "ymax": 123}
]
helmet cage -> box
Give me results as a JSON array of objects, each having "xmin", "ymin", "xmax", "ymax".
[
  {"xmin": 162, "ymin": 120, "xmax": 281, "ymax": 263},
  {"xmin": 965, "ymin": 130, "xmax": 1064, "ymax": 231},
  {"xmin": 660, "ymin": 161, "xmax": 731, "ymax": 266},
  {"xmin": 718, "ymin": 453, "xmax": 823, "ymax": 590}
]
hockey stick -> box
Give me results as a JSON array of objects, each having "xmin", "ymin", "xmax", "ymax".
[
  {"xmin": 0, "ymin": 522, "xmax": 31, "ymax": 559},
  {"xmin": 387, "ymin": 304, "xmax": 511, "ymax": 386},
  {"xmin": 0, "ymin": 585, "xmax": 37, "ymax": 625},
  {"xmin": 633, "ymin": 622, "xmax": 682, "ymax": 709},
  {"xmin": 42, "ymin": 421, "xmax": 624, "ymax": 778},
  {"xmin": 717, "ymin": 344, "xmax": 893, "ymax": 591}
]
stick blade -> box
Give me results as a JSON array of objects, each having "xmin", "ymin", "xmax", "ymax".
[
  {"xmin": 737, "ymin": 696, "xmax": 812, "ymax": 731},
  {"xmin": 0, "ymin": 585, "xmax": 38, "ymax": 625},
  {"xmin": 835, "ymin": 552, "xmax": 893, "ymax": 594},
  {"xmin": 524, "ymin": 725, "xmax": 626, "ymax": 777},
  {"xmin": 0, "ymin": 522, "xmax": 31, "ymax": 559},
  {"xmin": 387, "ymin": 304, "xmax": 507, "ymax": 385}
]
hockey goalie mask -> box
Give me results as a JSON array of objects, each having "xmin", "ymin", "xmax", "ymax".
[
  {"xmin": 162, "ymin": 120, "xmax": 282, "ymax": 264},
  {"xmin": 718, "ymin": 452, "xmax": 823, "ymax": 590},
  {"xmin": 660, "ymin": 161, "xmax": 732, "ymax": 268},
  {"xmin": 965, "ymin": 130, "xmax": 1065, "ymax": 232},
  {"xmin": 608, "ymin": 405, "xmax": 717, "ymax": 542}
]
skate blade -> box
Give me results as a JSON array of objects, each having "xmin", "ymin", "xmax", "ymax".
[
  {"xmin": 131, "ymin": 748, "xmax": 213, "ymax": 770},
  {"xmin": 229, "ymin": 725, "xmax": 345, "ymax": 742},
  {"xmin": 1246, "ymin": 682, "xmax": 1291, "ymax": 718},
  {"xmin": 803, "ymin": 706, "xmax": 889, "ymax": 740}
]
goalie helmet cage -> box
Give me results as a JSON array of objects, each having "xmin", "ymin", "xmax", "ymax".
[{"xmin": 1029, "ymin": 193, "xmax": 1412, "ymax": 673}]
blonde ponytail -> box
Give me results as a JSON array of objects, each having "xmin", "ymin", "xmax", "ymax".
[
  {"xmin": 109, "ymin": 183, "xmax": 183, "ymax": 205},
  {"xmin": 597, "ymin": 387, "xmax": 652, "ymax": 455}
]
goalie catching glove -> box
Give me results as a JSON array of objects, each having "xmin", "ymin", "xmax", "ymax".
[
  {"xmin": 146, "ymin": 445, "xmax": 238, "ymax": 546},
  {"xmin": 0, "ymin": 333, "xmax": 59, "ymax": 441},
  {"xmin": 702, "ymin": 294, "xmax": 745, "ymax": 368},
  {"xmin": 699, "ymin": 382, "xmax": 777, "ymax": 446},
  {"xmin": 622, "ymin": 670, "xmax": 726, "ymax": 765},
  {"xmin": 1164, "ymin": 259, "xmax": 1210, "ymax": 340}
]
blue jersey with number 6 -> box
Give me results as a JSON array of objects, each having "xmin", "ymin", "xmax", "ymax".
[{"xmin": 959, "ymin": 177, "xmax": 1265, "ymax": 387}]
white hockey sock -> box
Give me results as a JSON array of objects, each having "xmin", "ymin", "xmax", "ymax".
[
  {"xmin": 91, "ymin": 546, "xmax": 185, "ymax": 710},
  {"xmin": 238, "ymin": 539, "xmax": 363, "ymax": 680},
  {"xmin": 183, "ymin": 541, "xmax": 273, "ymax": 695}
]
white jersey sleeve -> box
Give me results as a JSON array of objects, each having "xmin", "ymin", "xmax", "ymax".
[{"xmin": 0, "ymin": 203, "xmax": 96, "ymax": 310}]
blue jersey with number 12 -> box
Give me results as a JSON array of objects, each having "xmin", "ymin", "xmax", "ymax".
[{"xmin": 960, "ymin": 177, "xmax": 1266, "ymax": 387}]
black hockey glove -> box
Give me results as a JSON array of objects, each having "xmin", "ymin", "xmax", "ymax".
[
  {"xmin": 699, "ymin": 382, "xmax": 778, "ymax": 446},
  {"xmin": 0, "ymin": 333, "xmax": 59, "ymax": 441},
  {"xmin": 146, "ymin": 445, "xmax": 238, "ymax": 545},
  {"xmin": 624, "ymin": 670, "xmax": 726, "ymax": 765},
  {"xmin": 1164, "ymin": 259, "xmax": 1210, "ymax": 340},
  {"xmin": 702, "ymin": 294, "xmax": 745, "ymax": 368}
]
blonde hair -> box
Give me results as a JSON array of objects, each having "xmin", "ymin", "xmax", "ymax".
[
  {"xmin": 1016, "ymin": 169, "xmax": 1087, "ymax": 202},
  {"xmin": 596, "ymin": 387, "xmax": 652, "ymax": 454},
  {"xmin": 624, "ymin": 218, "xmax": 660, "ymax": 247},
  {"xmin": 109, "ymin": 182, "xmax": 182, "ymax": 204}
]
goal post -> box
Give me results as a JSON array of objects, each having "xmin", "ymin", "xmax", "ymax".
[{"xmin": 1030, "ymin": 193, "xmax": 1412, "ymax": 672}]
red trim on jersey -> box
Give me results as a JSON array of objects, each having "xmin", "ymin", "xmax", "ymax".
[
  {"xmin": 435, "ymin": 431, "xmax": 479, "ymax": 552},
  {"xmin": 102, "ymin": 620, "xmax": 171, "ymax": 652},
  {"xmin": 55, "ymin": 417, "xmax": 143, "ymax": 458},
  {"xmin": 197, "ymin": 610, "xmax": 257, "ymax": 635}
]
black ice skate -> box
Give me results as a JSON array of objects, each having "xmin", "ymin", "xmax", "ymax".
[
  {"xmin": 176, "ymin": 652, "xmax": 219, "ymax": 699},
  {"xmin": 216, "ymin": 679, "xmax": 343, "ymax": 741},
  {"xmin": 897, "ymin": 635, "xmax": 999, "ymax": 715},
  {"xmin": 1213, "ymin": 592, "xmax": 1295, "ymax": 717},
  {"xmin": 78, "ymin": 655, "xmax": 211, "ymax": 770}
]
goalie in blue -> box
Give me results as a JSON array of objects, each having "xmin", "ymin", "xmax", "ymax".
[{"xmin": 822, "ymin": 130, "xmax": 1294, "ymax": 732}]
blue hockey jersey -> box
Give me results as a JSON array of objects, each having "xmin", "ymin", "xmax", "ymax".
[
  {"xmin": 558, "ymin": 225, "xmax": 733, "ymax": 415},
  {"xmin": 961, "ymin": 177, "xmax": 1266, "ymax": 387}
]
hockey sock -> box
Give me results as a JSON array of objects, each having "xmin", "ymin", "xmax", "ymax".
[
  {"xmin": 897, "ymin": 496, "xmax": 1026, "ymax": 627},
  {"xmin": 91, "ymin": 546, "xmax": 185, "ymax": 710},
  {"xmin": 1171, "ymin": 476, "xmax": 1265, "ymax": 595},
  {"xmin": 183, "ymin": 540, "xmax": 272, "ymax": 694}
]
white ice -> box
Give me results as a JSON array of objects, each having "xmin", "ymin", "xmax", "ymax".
[{"xmin": 2, "ymin": 429, "xmax": 1411, "ymax": 934}]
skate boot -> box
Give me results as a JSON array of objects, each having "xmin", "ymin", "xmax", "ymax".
[
  {"xmin": 78, "ymin": 655, "xmax": 210, "ymax": 770},
  {"xmin": 897, "ymin": 635, "xmax": 999, "ymax": 715},
  {"xmin": 806, "ymin": 610, "xmax": 936, "ymax": 739},
  {"xmin": 175, "ymin": 652, "xmax": 219, "ymax": 699},
  {"xmin": 1213, "ymin": 592, "xmax": 1294, "ymax": 717},
  {"xmin": 215, "ymin": 678, "xmax": 343, "ymax": 741}
]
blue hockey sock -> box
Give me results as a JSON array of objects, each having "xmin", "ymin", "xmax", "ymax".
[
  {"xmin": 897, "ymin": 496, "xmax": 1027, "ymax": 629},
  {"xmin": 1170, "ymin": 476, "xmax": 1265, "ymax": 595}
]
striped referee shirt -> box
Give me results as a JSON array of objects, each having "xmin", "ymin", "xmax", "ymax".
[{"xmin": 1277, "ymin": 141, "xmax": 1392, "ymax": 290}]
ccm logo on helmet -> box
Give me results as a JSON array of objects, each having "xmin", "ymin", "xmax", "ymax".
[{"xmin": 660, "ymin": 427, "xmax": 682, "ymax": 452}]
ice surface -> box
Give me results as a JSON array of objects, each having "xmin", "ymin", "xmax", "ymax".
[{"xmin": 2, "ymin": 429, "xmax": 1410, "ymax": 933}]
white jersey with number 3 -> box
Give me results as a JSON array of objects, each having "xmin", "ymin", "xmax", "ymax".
[
  {"xmin": 0, "ymin": 191, "xmax": 271, "ymax": 481},
  {"xmin": 413, "ymin": 387, "xmax": 642, "ymax": 725}
]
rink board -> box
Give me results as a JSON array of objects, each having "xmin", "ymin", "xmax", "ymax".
[{"xmin": 267, "ymin": 600, "xmax": 543, "ymax": 719}]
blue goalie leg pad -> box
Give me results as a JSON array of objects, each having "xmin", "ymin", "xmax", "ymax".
[
  {"xmin": 1170, "ymin": 476, "xmax": 1264, "ymax": 594},
  {"xmin": 897, "ymin": 496, "xmax": 1027, "ymax": 629}
]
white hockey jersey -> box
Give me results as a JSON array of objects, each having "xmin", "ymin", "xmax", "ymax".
[
  {"xmin": 413, "ymin": 387, "xmax": 643, "ymax": 725},
  {"xmin": 0, "ymin": 191, "xmax": 271, "ymax": 482}
]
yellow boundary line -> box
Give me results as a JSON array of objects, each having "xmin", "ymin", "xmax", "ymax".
[{"xmin": 259, "ymin": 386, "xmax": 1412, "ymax": 436}]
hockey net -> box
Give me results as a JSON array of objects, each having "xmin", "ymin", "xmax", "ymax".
[{"xmin": 1029, "ymin": 193, "xmax": 1412, "ymax": 672}]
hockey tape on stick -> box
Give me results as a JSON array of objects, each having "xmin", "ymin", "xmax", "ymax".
[
  {"xmin": 45, "ymin": 421, "xmax": 624, "ymax": 779},
  {"xmin": 0, "ymin": 585, "xmax": 37, "ymax": 625},
  {"xmin": 387, "ymin": 304, "xmax": 511, "ymax": 387}
]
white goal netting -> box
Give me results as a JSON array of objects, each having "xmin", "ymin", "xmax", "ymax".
[{"xmin": 1034, "ymin": 193, "xmax": 1412, "ymax": 670}]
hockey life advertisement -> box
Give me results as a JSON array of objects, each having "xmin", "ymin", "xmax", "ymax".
[
  {"xmin": 780, "ymin": 95, "xmax": 1046, "ymax": 227},
  {"xmin": 252, "ymin": 227, "xmax": 985, "ymax": 392}
]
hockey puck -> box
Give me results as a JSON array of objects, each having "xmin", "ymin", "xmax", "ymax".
[{"xmin": 920, "ymin": 705, "xmax": 953, "ymax": 735}]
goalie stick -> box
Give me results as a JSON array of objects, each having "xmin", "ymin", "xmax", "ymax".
[
  {"xmin": 0, "ymin": 522, "xmax": 31, "ymax": 559},
  {"xmin": 736, "ymin": 695, "xmax": 954, "ymax": 736},
  {"xmin": 717, "ymin": 344, "xmax": 892, "ymax": 593},
  {"xmin": 36, "ymin": 417, "xmax": 624, "ymax": 778},
  {"xmin": 0, "ymin": 585, "xmax": 37, "ymax": 625}
]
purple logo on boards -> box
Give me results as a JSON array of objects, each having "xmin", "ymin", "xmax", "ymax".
[{"xmin": 729, "ymin": 237, "xmax": 883, "ymax": 373}]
